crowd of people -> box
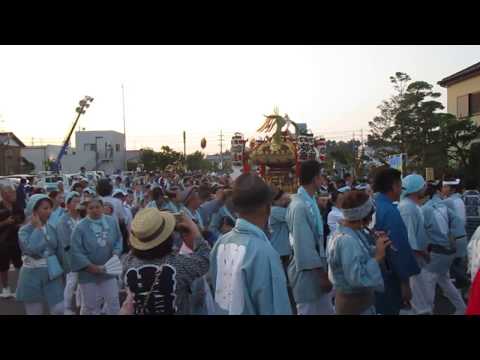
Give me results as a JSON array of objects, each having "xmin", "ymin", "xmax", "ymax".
[{"xmin": 1, "ymin": 161, "xmax": 480, "ymax": 315}]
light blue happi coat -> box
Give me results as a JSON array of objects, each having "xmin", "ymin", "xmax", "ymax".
[
  {"xmin": 422, "ymin": 195, "xmax": 462, "ymax": 274},
  {"xmin": 209, "ymin": 205, "xmax": 237, "ymax": 238},
  {"xmin": 197, "ymin": 199, "xmax": 223, "ymax": 229},
  {"xmin": 162, "ymin": 201, "xmax": 181, "ymax": 213},
  {"xmin": 56, "ymin": 212, "xmax": 80, "ymax": 273},
  {"xmin": 286, "ymin": 186, "xmax": 327, "ymax": 304},
  {"xmin": 16, "ymin": 223, "xmax": 65, "ymax": 307},
  {"xmin": 182, "ymin": 206, "xmax": 205, "ymax": 231},
  {"xmin": 444, "ymin": 194, "xmax": 467, "ymax": 258},
  {"xmin": 210, "ymin": 218, "xmax": 292, "ymax": 315},
  {"xmin": 268, "ymin": 206, "xmax": 292, "ymax": 257},
  {"xmin": 327, "ymin": 224, "xmax": 383, "ymax": 294},
  {"xmin": 146, "ymin": 200, "xmax": 160, "ymax": 209},
  {"xmin": 70, "ymin": 215, "xmax": 123, "ymax": 284},
  {"xmin": 48, "ymin": 207, "xmax": 66, "ymax": 228},
  {"xmin": 398, "ymin": 197, "xmax": 428, "ymax": 252}
]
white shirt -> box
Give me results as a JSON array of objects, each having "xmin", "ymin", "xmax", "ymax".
[
  {"xmin": 101, "ymin": 196, "xmax": 127, "ymax": 223},
  {"xmin": 124, "ymin": 205, "xmax": 133, "ymax": 231},
  {"xmin": 327, "ymin": 207, "xmax": 344, "ymax": 235}
]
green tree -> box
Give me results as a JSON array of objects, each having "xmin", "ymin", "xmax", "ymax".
[
  {"xmin": 438, "ymin": 115, "xmax": 480, "ymax": 169},
  {"xmin": 139, "ymin": 148, "xmax": 157, "ymax": 171},
  {"xmin": 185, "ymin": 151, "xmax": 210, "ymax": 171},
  {"xmin": 139, "ymin": 146, "xmax": 183, "ymax": 171},
  {"xmin": 325, "ymin": 140, "xmax": 362, "ymax": 175},
  {"xmin": 368, "ymin": 73, "xmax": 450, "ymax": 173},
  {"xmin": 156, "ymin": 146, "xmax": 183, "ymax": 170},
  {"xmin": 367, "ymin": 72, "xmax": 411, "ymax": 162}
]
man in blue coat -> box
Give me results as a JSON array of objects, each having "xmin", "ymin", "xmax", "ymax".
[
  {"xmin": 372, "ymin": 168, "xmax": 420, "ymax": 315},
  {"xmin": 210, "ymin": 174, "xmax": 292, "ymax": 315}
]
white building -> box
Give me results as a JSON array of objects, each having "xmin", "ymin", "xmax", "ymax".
[
  {"xmin": 22, "ymin": 130, "xmax": 126, "ymax": 174},
  {"xmin": 21, "ymin": 145, "xmax": 63, "ymax": 172}
]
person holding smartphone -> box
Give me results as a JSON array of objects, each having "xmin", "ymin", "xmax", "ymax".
[
  {"xmin": 327, "ymin": 191, "xmax": 389, "ymax": 315},
  {"xmin": 120, "ymin": 209, "xmax": 210, "ymax": 315},
  {"xmin": 16, "ymin": 194, "xmax": 65, "ymax": 315}
]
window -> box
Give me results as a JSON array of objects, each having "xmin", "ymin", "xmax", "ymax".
[
  {"xmin": 84, "ymin": 143, "xmax": 96, "ymax": 152},
  {"xmin": 470, "ymin": 92, "xmax": 480, "ymax": 116},
  {"xmin": 116, "ymin": 144, "xmax": 120, "ymax": 152},
  {"xmin": 457, "ymin": 95, "xmax": 469, "ymax": 118}
]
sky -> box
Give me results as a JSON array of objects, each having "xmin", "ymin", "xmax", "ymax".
[{"xmin": 1, "ymin": 45, "xmax": 480, "ymax": 155}]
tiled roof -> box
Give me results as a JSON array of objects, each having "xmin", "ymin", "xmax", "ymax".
[{"xmin": 438, "ymin": 61, "xmax": 480, "ymax": 87}]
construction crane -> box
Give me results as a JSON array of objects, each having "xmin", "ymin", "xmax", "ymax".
[{"xmin": 51, "ymin": 96, "xmax": 94, "ymax": 173}]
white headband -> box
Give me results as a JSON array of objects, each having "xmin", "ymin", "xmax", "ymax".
[
  {"xmin": 443, "ymin": 179, "xmax": 460, "ymax": 186},
  {"xmin": 341, "ymin": 199, "xmax": 374, "ymax": 221}
]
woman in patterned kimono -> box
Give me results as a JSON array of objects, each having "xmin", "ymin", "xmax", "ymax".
[
  {"xmin": 120, "ymin": 208, "xmax": 210, "ymax": 315},
  {"xmin": 327, "ymin": 191, "xmax": 390, "ymax": 315}
]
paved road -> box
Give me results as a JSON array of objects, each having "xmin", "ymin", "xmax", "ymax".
[
  {"xmin": 0, "ymin": 268, "xmax": 126, "ymax": 315},
  {"xmin": 0, "ymin": 269, "xmax": 26, "ymax": 315},
  {"xmin": 0, "ymin": 267, "xmax": 464, "ymax": 315}
]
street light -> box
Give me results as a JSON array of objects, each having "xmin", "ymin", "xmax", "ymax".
[{"xmin": 76, "ymin": 96, "xmax": 94, "ymax": 114}]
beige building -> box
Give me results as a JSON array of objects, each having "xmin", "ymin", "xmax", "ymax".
[{"xmin": 438, "ymin": 61, "xmax": 480, "ymax": 125}]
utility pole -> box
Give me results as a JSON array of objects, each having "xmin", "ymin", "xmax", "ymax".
[
  {"xmin": 360, "ymin": 128, "xmax": 364, "ymax": 177},
  {"xmin": 183, "ymin": 131, "xmax": 186, "ymax": 171},
  {"xmin": 218, "ymin": 130, "xmax": 224, "ymax": 170},
  {"xmin": 352, "ymin": 131, "xmax": 356, "ymax": 178},
  {"xmin": 122, "ymin": 84, "xmax": 127, "ymax": 171}
]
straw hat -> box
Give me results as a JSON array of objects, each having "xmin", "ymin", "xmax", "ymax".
[{"xmin": 130, "ymin": 208, "xmax": 176, "ymax": 251}]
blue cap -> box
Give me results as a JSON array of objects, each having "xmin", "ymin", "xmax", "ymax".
[{"xmin": 402, "ymin": 174, "xmax": 426, "ymax": 197}]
